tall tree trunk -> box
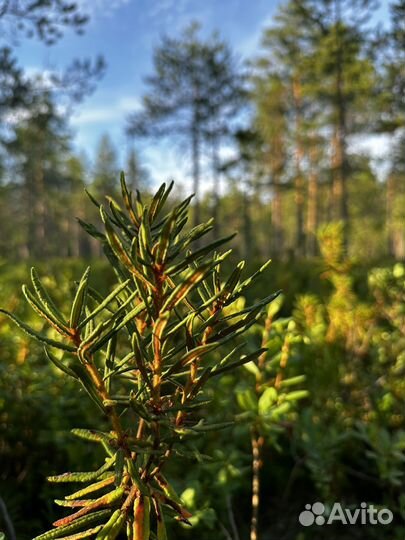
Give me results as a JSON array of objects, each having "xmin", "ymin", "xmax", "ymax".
[
  {"xmin": 386, "ymin": 174, "xmax": 395, "ymax": 257},
  {"xmin": 212, "ymin": 134, "xmax": 221, "ymax": 238},
  {"xmin": 393, "ymin": 229, "xmax": 405, "ymax": 260},
  {"xmin": 31, "ymin": 161, "xmax": 46, "ymax": 259},
  {"xmin": 387, "ymin": 175, "xmax": 405, "ymax": 259},
  {"xmin": 191, "ymin": 124, "xmax": 201, "ymax": 231},
  {"xmin": 332, "ymin": 0, "xmax": 349, "ymax": 247},
  {"xmin": 67, "ymin": 214, "xmax": 80, "ymax": 258},
  {"xmin": 292, "ymin": 76, "xmax": 305, "ymax": 257},
  {"xmin": 331, "ymin": 125, "xmax": 348, "ymax": 225},
  {"xmin": 242, "ymin": 183, "xmax": 252, "ymax": 260},
  {"xmin": 26, "ymin": 175, "xmax": 35, "ymax": 258},
  {"xmin": 271, "ymin": 174, "xmax": 283, "ymax": 256},
  {"xmin": 306, "ymin": 143, "xmax": 319, "ymax": 256}
]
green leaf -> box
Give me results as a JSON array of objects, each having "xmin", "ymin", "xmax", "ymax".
[
  {"xmin": 278, "ymin": 375, "xmax": 306, "ymax": 388},
  {"xmin": 51, "ymin": 526, "xmax": 103, "ymax": 539},
  {"xmin": 95, "ymin": 509, "xmax": 125, "ymax": 540},
  {"xmin": 258, "ymin": 387, "xmax": 278, "ymax": 415},
  {"xmin": 190, "ymin": 420, "xmax": 235, "ymax": 432},
  {"xmin": 243, "ymin": 360, "xmax": 261, "ymax": 378},
  {"xmin": 153, "ymin": 311, "xmax": 170, "ymax": 354},
  {"xmin": 101, "ymin": 206, "xmax": 154, "ymax": 290},
  {"xmin": 66, "ymin": 476, "xmax": 115, "ymax": 501},
  {"xmin": 69, "ymin": 365, "xmax": 107, "ymax": 413},
  {"xmin": 32, "ymin": 510, "xmax": 111, "ymax": 540},
  {"xmin": 156, "ymin": 503, "xmax": 168, "ymax": 540},
  {"xmin": 178, "ymin": 218, "xmax": 214, "ymax": 250},
  {"xmin": 284, "ymin": 390, "xmax": 309, "ymax": 402},
  {"xmin": 131, "ymin": 335, "xmax": 152, "ymax": 390},
  {"xmin": 236, "ymin": 387, "xmax": 258, "ymax": 412},
  {"xmin": 0, "ymin": 309, "xmax": 76, "ymax": 352},
  {"xmin": 232, "ymin": 259, "xmax": 272, "ymax": 299},
  {"xmin": 22, "ymin": 285, "xmax": 71, "ymax": 336},
  {"xmin": 69, "ymin": 267, "xmax": 90, "ymax": 328},
  {"xmin": 149, "ymin": 181, "xmax": 174, "ymax": 222},
  {"xmin": 165, "ymin": 343, "xmax": 218, "ymax": 377},
  {"xmin": 79, "ymin": 290, "xmax": 138, "ymax": 348},
  {"xmin": 88, "ymin": 302, "xmax": 146, "ymax": 354},
  {"xmin": 166, "ymin": 233, "xmax": 236, "ymax": 274},
  {"xmin": 162, "ymin": 262, "xmax": 214, "ymax": 311},
  {"xmin": 208, "ymin": 306, "xmax": 263, "ymax": 343},
  {"xmin": 210, "ymin": 348, "xmax": 267, "ymax": 377},
  {"xmin": 120, "ymin": 171, "xmax": 140, "ymax": 228},
  {"xmin": 103, "ymin": 335, "xmax": 117, "ymax": 393},
  {"xmin": 222, "ymin": 261, "xmax": 245, "ymax": 299},
  {"xmin": 223, "ymin": 291, "xmax": 282, "ymax": 318},
  {"xmin": 107, "ymin": 197, "xmax": 133, "ymax": 238},
  {"xmin": 265, "ymin": 401, "xmax": 291, "ymax": 420},
  {"xmin": 156, "ymin": 211, "xmax": 177, "ymax": 264},
  {"xmin": 47, "ymin": 455, "xmax": 116, "ymax": 483},
  {"xmin": 77, "ymin": 218, "xmax": 105, "ymax": 240},
  {"xmin": 44, "ymin": 347, "xmax": 78, "ymax": 379},
  {"xmin": 53, "ymin": 487, "xmax": 125, "ymax": 528},
  {"xmin": 125, "ymin": 458, "xmax": 148, "ymax": 494},
  {"xmin": 266, "ymin": 293, "xmax": 284, "ymax": 318},
  {"xmin": 71, "ymin": 429, "xmax": 111, "ymax": 444},
  {"xmin": 30, "ymin": 267, "xmax": 67, "ymax": 325},
  {"xmin": 138, "ymin": 216, "xmax": 154, "ymax": 281},
  {"xmin": 85, "ymin": 188, "xmax": 101, "ymax": 208}
]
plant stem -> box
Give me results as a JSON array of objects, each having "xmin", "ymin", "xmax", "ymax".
[
  {"xmin": 250, "ymin": 427, "xmax": 263, "ymax": 540},
  {"xmin": 250, "ymin": 314, "xmax": 272, "ymax": 540}
]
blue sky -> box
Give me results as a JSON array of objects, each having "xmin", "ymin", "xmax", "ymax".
[
  {"xmin": 15, "ymin": 0, "xmax": 390, "ymax": 186},
  {"xmin": 15, "ymin": 0, "xmax": 282, "ymax": 183}
]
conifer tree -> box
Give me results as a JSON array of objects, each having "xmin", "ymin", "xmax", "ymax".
[
  {"xmin": 93, "ymin": 135, "xmax": 119, "ymax": 196},
  {"xmin": 126, "ymin": 24, "xmax": 244, "ymax": 231}
]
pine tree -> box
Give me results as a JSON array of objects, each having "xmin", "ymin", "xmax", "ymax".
[
  {"xmin": 201, "ymin": 34, "xmax": 245, "ymax": 238},
  {"xmin": 127, "ymin": 24, "xmax": 244, "ymax": 231},
  {"xmin": 293, "ymin": 0, "xmax": 378, "ymax": 247},
  {"xmin": 257, "ymin": 3, "xmax": 310, "ymax": 256},
  {"xmin": 252, "ymin": 73, "xmax": 288, "ymax": 256},
  {"xmin": 379, "ymin": 0, "xmax": 405, "ymax": 258},
  {"xmin": 5, "ymin": 92, "xmax": 70, "ymax": 258},
  {"xmin": 0, "ymin": 0, "xmax": 104, "ymax": 128},
  {"xmin": 125, "ymin": 147, "xmax": 149, "ymax": 192},
  {"xmin": 93, "ymin": 134, "xmax": 119, "ymax": 196}
]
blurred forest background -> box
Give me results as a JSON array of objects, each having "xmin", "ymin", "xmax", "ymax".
[{"xmin": 1, "ymin": 0, "xmax": 405, "ymax": 539}]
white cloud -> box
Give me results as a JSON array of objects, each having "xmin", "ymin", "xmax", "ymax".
[
  {"xmin": 71, "ymin": 95, "xmax": 141, "ymax": 126},
  {"xmin": 146, "ymin": 0, "xmax": 210, "ymax": 32},
  {"xmin": 77, "ymin": 0, "xmax": 131, "ymax": 19},
  {"xmin": 118, "ymin": 96, "xmax": 142, "ymax": 112},
  {"xmin": 234, "ymin": 14, "xmax": 274, "ymax": 58},
  {"xmin": 71, "ymin": 107, "xmax": 115, "ymax": 125}
]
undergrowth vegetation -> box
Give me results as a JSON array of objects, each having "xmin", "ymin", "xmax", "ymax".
[{"xmin": 0, "ymin": 186, "xmax": 404, "ymax": 540}]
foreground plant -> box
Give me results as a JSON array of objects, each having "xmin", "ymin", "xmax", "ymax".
[{"xmin": 1, "ymin": 176, "xmax": 278, "ymax": 540}]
